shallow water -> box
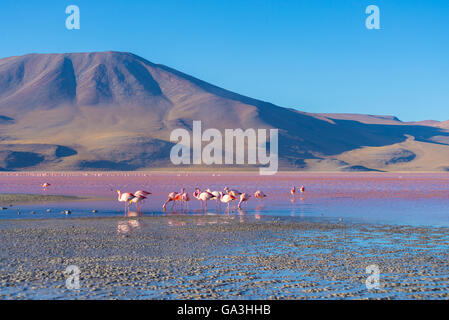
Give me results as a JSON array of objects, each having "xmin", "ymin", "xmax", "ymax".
[
  {"xmin": 1, "ymin": 173, "xmax": 449, "ymax": 299},
  {"xmin": 1, "ymin": 172, "xmax": 449, "ymax": 227}
]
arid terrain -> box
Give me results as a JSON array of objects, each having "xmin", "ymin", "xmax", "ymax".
[{"xmin": 1, "ymin": 52, "xmax": 449, "ymax": 172}]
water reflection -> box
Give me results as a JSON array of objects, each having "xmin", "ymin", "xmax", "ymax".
[
  {"xmin": 117, "ymin": 211, "xmax": 142, "ymax": 236},
  {"xmin": 168, "ymin": 219, "xmax": 187, "ymax": 227}
]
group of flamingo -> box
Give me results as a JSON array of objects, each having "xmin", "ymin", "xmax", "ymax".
[
  {"xmin": 116, "ymin": 185, "xmax": 306, "ymax": 215},
  {"xmin": 116, "ymin": 190, "xmax": 152, "ymax": 214},
  {"xmin": 41, "ymin": 181, "xmax": 306, "ymax": 215},
  {"xmin": 162, "ymin": 186, "xmax": 267, "ymax": 212},
  {"xmin": 290, "ymin": 185, "xmax": 306, "ymax": 200},
  {"xmin": 115, "ymin": 186, "xmax": 272, "ymax": 214}
]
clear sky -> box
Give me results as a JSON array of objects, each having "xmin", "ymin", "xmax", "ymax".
[{"xmin": 0, "ymin": 0, "xmax": 448, "ymax": 121}]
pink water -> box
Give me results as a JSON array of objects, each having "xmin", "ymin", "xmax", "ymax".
[{"xmin": 1, "ymin": 172, "xmax": 449, "ymax": 226}]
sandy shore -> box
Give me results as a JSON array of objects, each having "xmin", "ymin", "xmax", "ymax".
[
  {"xmin": 1, "ymin": 215, "xmax": 449, "ymax": 299},
  {"xmin": 0, "ymin": 194, "xmax": 83, "ymax": 206}
]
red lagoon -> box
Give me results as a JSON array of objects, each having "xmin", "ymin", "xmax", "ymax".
[{"xmin": 1, "ymin": 172, "xmax": 449, "ymax": 226}]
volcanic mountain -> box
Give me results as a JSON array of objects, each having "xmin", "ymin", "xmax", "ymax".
[{"xmin": 1, "ymin": 51, "xmax": 449, "ymax": 171}]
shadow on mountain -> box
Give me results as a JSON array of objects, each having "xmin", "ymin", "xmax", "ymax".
[
  {"xmin": 261, "ymin": 107, "xmax": 449, "ymax": 156},
  {"xmin": 0, "ymin": 115, "xmax": 14, "ymax": 124},
  {"xmin": 342, "ymin": 165, "xmax": 384, "ymax": 172},
  {"xmin": 0, "ymin": 151, "xmax": 44, "ymax": 170},
  {"xmin": 55, "ymin": 145, "xmax": 77, "ymax": 157},
  {"xmin": 384, "ymin": 149, "xmax": 416, "ymax": 165}
]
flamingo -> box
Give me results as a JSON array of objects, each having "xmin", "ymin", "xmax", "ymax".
[
  {"xmin": 116, "ymin": 190, "xmax": 136, "ymax": 214},
  {"xmin": 300, "ymin": 185, "xmax": 305, "ymax": 193},
  {"xmin": 224, "ymin": 186, "xmax": 242, "ymax": 198},
  {"xmin": 291, "ymin": 186, "xmax": 296, "ymax": 201},
  {"xmin": 132, "ymin": 190, "xmax": 151, "ymax": 211},
  {"xmin": 194, "ymin": 188, "xmax": 214, "ymax": 211},
  {"xmin": 220, "ymin": 192, "xmax": 236, "ymax": 213},
  {"xmin": 130, "ymin": 194, "xmax": 147, "ymax": 212},
  {"xmin": 42, "ymin": 182, "xmax": 51, "ymax": 190},
  {"xmin": 206, "ymin": 188, "xmax": 221, "ymax": 210},
  {"xmin": 135, "ymin": 190, "xmax": 151, "ymax": 197},
  {"xmin": 193, "ymin": 188, "xmax": 200, "ymax": 200},
  {"xmin": 254, "ymin": 190, "xmax": 267, "ymax": 201},
  {"xmin": 175, "ymin": 188, "xmax": 189, "ymax": 210},
  {"xmin": 238, "ymin": 193, "xmax": 251, "ymax": 209},
  {"xmin": 181, "ymin": 191, "xmax": 190, "ymax": 210},
  {"xmin": 162, "ymin": 192, "xmax": 181, "ymax": 211}
]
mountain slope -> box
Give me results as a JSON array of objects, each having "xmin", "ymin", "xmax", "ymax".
[{"xmin": 0, "ymin": 51, "xmax": 448, "ymax": 171}]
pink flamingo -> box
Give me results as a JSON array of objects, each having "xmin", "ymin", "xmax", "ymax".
[
  {"xmin": 254, "ymin": 190, "xmax": 267, "ymax": 201},
  {"xmin": 194, "ymin": 188, "xmax": 214, "ymax": 211},
  {"xmin": 238, "ymin": 193, "xmax": 251, "ymax": 209},
  {"xmin": 206, "ymin": 188, "xmax": 221, "ymax": 210},
  {"xmin": 300, "ymin": 185, "xmax": 305, "ymax": 193},
  {"xmin": 132, "ymin": 190, "xmax": 152, "ymax": 211},
  {"xmin": 180, "ymin": 189, "xmax": 190, "ymax": 210},
  {"xmin": 224, "ymin": 186, "xmax": 242, "ymax": 198},
  {"xmin": 130, "ymin": 194, "xmax": 147, "ymax": 212},
  {"xmin": 162, "ymin": 192, "xmax": 181, "ymax": 211},
  {"xmin": 116, "ymin": 190, "xmax": 136, "ymax": 214},
  {"xmin": 174, "ymin": 188, "xmax": 189, "ymax": 210},
  {"xmin": 220, "ymin": 192, "xmax": 236, "ymax": 213},
  {"xmin": 290, "ymin": 186, "xmax": 296, "ymax": 201},
  {"xmin": 135, "ymin": 190, "xmax": 151, "ymax": 197},
  {"xmin": 42, "ymin": 182, "xmax": 51, "ymax": 190}
]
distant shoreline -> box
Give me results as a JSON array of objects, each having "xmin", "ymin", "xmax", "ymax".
[
  {"xmin": 1, "ymin": 170, "xmax": 449, "ymax": 174},
  {"xmin": 0, "ymin": 194, "xmax": 85, "ymax": 206}
]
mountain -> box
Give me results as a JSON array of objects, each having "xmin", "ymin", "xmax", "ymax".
[{"xmin": 1, "ymin": 51, "xmax": 449, "ymax": 171}]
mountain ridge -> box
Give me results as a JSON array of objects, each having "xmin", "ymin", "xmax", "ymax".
[{"xmin": 1, "ymin": 51, "xmax": 449, "ymax": 172}]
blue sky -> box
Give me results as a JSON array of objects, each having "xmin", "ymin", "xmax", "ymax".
[{"xmin": 0, "ymin": 0, "xmax": 448, "ymax": 121}]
